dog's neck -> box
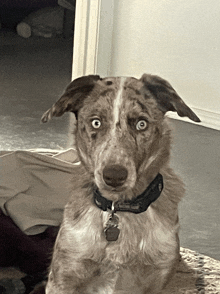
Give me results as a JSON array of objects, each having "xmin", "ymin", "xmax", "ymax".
[{"xmin": 93, "ymin": 173, "xmax": 163, "ymax": 214}]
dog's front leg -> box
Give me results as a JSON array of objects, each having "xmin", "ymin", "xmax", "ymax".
[
  {"xmin": 46, "ymin": 258, "xmax": 99, "ymax": 294},
  {"xmin": 45, "ymin": 261, "xmax": 85, "ymax": 294},
  {"xmin": 46, "ymin": 257, "xmax": 118, "ymax": 294},
  {"xmin": 137, "ymin": 258, "xmax": 179, "ymax": 294},
  {"xmin": 142, "ymin": 266, "xmax": 175, "ymax": 294},
  {"xmin": 116, "ymin": 254, "xmax": 179, "ymax": 294}
]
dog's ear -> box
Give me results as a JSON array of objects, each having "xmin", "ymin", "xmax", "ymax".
[
  {"xmin": 141, "ymin": 74, "xmax": 201, "ymax": 122},
  {"xmin": 41, "ymin": 75, "xmax": 101, "ymax": 123}
]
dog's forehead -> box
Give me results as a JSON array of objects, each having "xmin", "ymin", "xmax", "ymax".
[
  {"xmin": 82, "ymin": 76, "xmax": 156, "ymax": 119},
  {"xmin": 124, "ymin": 77, "xmax": 143, "ymax": 89},
  {"xmin": 89, "ymin": 76, "xmax": 153, "ymax": 114},
  {"xmin": 95, "ymin": 77, "xmax": 145, "ymax": 103},
  {"xmin": 99, "ymin": 76, "xmax": 142, "ymax": 90}
]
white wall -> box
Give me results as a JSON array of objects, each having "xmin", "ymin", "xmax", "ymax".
[
  {"xmin": 73, "ymin": 0, "xmax": 220, "ymax": 129},
  {"xmin": 108, "ymin": 0, "xmax": 220, "ymax": 129}
]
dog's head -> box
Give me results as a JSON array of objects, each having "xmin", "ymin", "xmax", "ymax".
[{"xmin": 42, "ymin": 74, "xmax": 200, "ymax": 201}]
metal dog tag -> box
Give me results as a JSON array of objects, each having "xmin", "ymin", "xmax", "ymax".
[{"xmin": 104, "ymin": 214, "xmax": 120, "ymax": 242}]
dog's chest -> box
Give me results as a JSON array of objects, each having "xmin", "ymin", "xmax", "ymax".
[
  {"xmin": 103, "ymin": 208, "xmax": 177, "ymax": 265},
  {"xmin": 68, "ymin": 206, "xmax": 178, "ymax": 266}
]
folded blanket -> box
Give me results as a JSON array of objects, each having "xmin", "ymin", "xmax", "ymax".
[{"xmin": 0, "ymin": 149, "xmax": 80, "ymax": 235}]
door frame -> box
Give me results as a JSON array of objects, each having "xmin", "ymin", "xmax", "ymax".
[{"xmin": 72, "ymin": 0, "xmax": 115, "ymax": 79}]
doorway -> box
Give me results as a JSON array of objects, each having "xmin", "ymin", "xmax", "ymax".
[{"xmin": 0, "ymin": 1, "xmax": 75, "ymax": 150}]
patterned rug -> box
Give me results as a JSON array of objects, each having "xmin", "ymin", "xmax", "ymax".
[{"xmin": 163, "ymin": 247, "xmax": 220, "ymax": 294}]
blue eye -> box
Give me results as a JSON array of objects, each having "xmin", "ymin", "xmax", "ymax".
[
  {"xmin": 92, "ymin": 119, "xmax": 101, "ymax": 129},
  {"xmin": 136, "ymin": 120, "xmax": 148, "ymax": 131}
]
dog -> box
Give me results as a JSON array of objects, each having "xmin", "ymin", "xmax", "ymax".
[{"xmin": 40, "ymin": 74, "xmax": 200, "ymax": 294}]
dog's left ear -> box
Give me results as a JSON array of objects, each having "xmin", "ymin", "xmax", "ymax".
[
  {"xmin": 141, "ymin": 74, "xmax": 201, "ymax": 122},
  {"xmin": 41, "ymin": 75, "xmax": 101, "ymax": 123}
]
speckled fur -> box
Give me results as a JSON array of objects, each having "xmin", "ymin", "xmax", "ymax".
[{"xmin": 41, "ymin": 74, "xmax": 200, "ymax": 294}]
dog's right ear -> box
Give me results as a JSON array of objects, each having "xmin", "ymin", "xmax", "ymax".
[
  {"xmin": 141, "ymin": 74, "xmax": 201, "ymax": 123},
  {"xmin": 41, "ymin": 75, "xmax": 101, "ymax": 123}
]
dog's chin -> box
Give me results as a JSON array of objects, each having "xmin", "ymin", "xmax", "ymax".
[{"xmin": 95, "ymin": 180, "xmax": 135, "ymax": 202}]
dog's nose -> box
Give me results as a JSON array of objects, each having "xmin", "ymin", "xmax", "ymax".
[{"xmin": 103, "ymin": 165, "xmax": 128, "ymax": 187}]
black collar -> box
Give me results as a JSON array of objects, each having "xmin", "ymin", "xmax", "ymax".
[{"xmin": 94, "ymin": 173, "xmax": 163, "ymax": 214}]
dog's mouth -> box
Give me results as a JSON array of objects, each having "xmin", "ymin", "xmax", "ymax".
[
  {"xmin": 95, "ymin": 183, "xmax": 133, "ymax": 202},
  {"xmin": 98, "ymin": 176, "xmax": 130, "ymax": 196},
  {"xmin": 104, "ymin": 184, "xmax": 128, "ymax": 193}
]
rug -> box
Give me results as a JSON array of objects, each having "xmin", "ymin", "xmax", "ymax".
[{"xmin": 163, "ymin": 247, "xmax": 220, "ymax": 294}]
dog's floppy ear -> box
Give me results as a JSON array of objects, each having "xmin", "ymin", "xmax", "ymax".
[
  {"xmin": 141, "ymin": 74, "xmax": 201, "ymax": 122},
  {"xmin": 41, "ymin": 75, "xmax": 101, "ymax": 123}
]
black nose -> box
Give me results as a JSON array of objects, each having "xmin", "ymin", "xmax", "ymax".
[{"xmin": 103, "ymin": 164, "xmax": 128, "ymax": 187}]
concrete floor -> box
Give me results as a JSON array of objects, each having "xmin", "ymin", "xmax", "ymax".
[{"xmin": 0, "ymin": 30, "xmax": 220, "ymax": 260}]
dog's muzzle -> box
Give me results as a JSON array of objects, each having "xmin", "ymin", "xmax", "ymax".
[{"xmin": 103, "ymin": 164, "xmax": 128, "ymax": 187}]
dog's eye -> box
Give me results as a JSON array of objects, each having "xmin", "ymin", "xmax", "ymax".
[
  {"xmin": 91, "ymin": 119, "xmax": 101, "ymax": 129},
  {"xmin": 136, "ymin": 120, "xmax": 148, "ymax": 131}
]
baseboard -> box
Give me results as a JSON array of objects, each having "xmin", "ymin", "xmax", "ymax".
[{"xmin": 166, "ymin": 107, "xmax": 220, "ymax": 131}]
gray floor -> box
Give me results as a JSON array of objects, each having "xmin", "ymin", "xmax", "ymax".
[
  {"xmin": 0, "ymin": 30, "xmax": 220, "ymax": 260},
  {"xmin": 170, "ymin": 119, "xmax": 220, "ymax": 260},
  {"xmin": 0, "ymin": 30, "xmax": 72, "ymax": 150}
]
